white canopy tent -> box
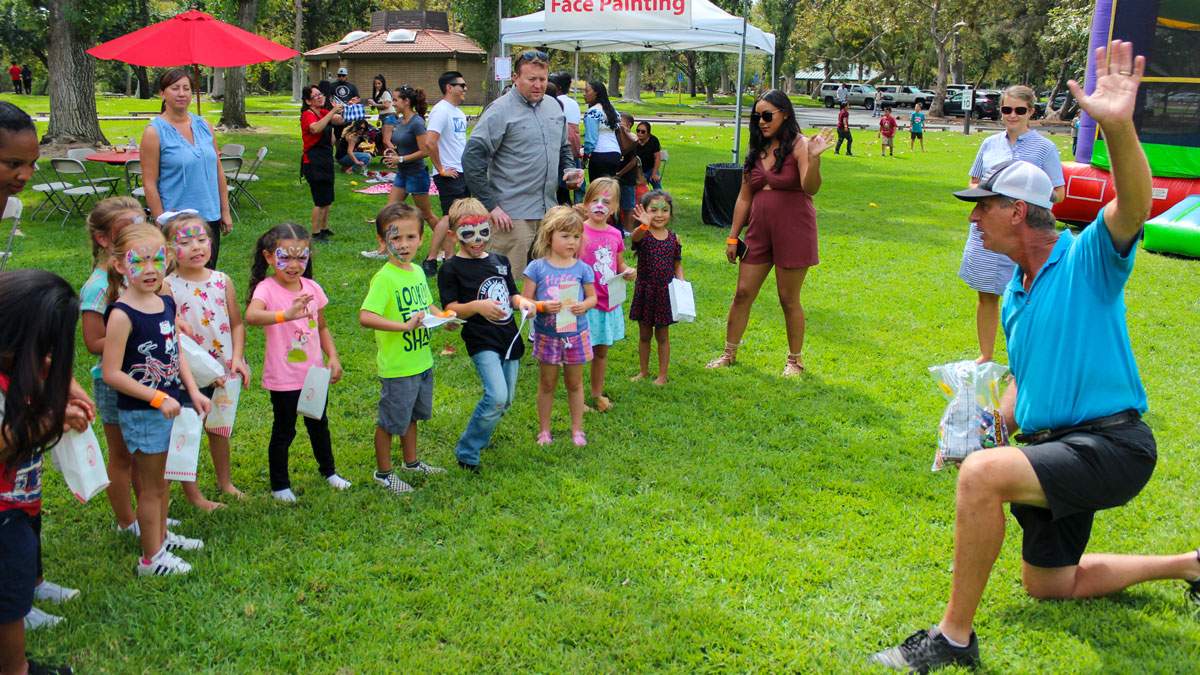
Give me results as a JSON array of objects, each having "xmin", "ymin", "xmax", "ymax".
[{"xmin": 500, "ymin": 0, "xmax": 776, "ymax": 162}]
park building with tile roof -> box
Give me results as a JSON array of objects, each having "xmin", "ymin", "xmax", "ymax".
[{"xmin": 304, "ymin": 11, "xmax": 488, "ymax": 106}]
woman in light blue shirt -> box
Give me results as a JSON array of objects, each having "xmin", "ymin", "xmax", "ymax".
[
  {"xmin": 140, "ymin": 69, "xmax": 232, "ymax": 267},
  {"xmin": 959, "ymin": 84, "xmax": 1065, "ymax": 363}
]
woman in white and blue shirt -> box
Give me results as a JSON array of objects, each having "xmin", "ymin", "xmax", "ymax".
[
  {"xmin": 959, "ymin": 85, "xmax": 1065, "ymax": 362},
  {"xmin": 582, "ymin": 81, "xmax": 623, "ymax": 182}
]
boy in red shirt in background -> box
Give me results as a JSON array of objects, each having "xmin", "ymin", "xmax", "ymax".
[
  {"xmin": 7, "ymin": 63, "xmax": 22, "ymax": 94},
  {"xmin": 878, "ymin": 106, "xmax": 897, "ymax": 157}
]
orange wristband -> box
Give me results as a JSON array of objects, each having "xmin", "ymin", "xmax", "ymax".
[
  {"xmin": 637, "ymin": 224, "xmax": 650, "ymax": 232},
  {"xmin": 275, "ymin": 310, "xmax": 285, "ymax": 324},
  {"xmin": 536, "ymin": 301, "xmax": 545, "ymax": 313},
  {"xmin": 149, "ymin": 391, "xmax": 167, "ymax": 409},
  {"xmin": 726, "ymin": 237, "xmax": 739, "ymax": 245}
]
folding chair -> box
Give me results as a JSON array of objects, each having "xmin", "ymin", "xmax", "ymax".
[
  {"xmin": 220, "ymin": 143, "xmax": 245, "ymax": 158},
  {"xmin": 124, "ymin": 159, "xmax": 146, "ymax": 201},
  {"xmin": 50, "ymin": 158, "xmax": 112, "ymax": 227},
  {"xmin": 228, "ymin": 146, "xmax": 267, "ymax": 210},
  {"xmin": 29, "ymin": 162, "xmax": 73, "ymax": 222},
  {"xmin": 1, "ymin": 196, "xmax": 22, "ymax": 271},
  {"xmin": 66, "ymin": 148, "xmax": 121, "ymax": 188},
  {"xmin": 220, "ymin": 156, "xmax": 243, "ymax": 221},
  {"xmin": 657, "ymin": 148, "xmax": 669, "ymax": 184}
]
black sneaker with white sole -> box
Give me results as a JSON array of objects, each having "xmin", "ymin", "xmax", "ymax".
[
  {"xmin": 870, "ymin": 626, "xmax": 980, "ymax": 673},
  {"xmin": 374, "ymin": 471, "xmax": 414, "ymax": 494}
]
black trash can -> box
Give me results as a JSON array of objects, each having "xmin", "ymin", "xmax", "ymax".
[{"xmin": 701, "ymin": 162, "xmax": 743, "ymax": 228}]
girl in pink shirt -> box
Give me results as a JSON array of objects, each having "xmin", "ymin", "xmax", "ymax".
[
  {"xmin": 244, "ymin": 223, "xmax": 350, "ymax": 503},
  {"xmin": 577, "ymin": 178, "xmax": 634, "ymax": 412}
]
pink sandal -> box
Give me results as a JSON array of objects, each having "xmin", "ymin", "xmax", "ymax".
[
  {"xmin": 536, "ymin": 431, "xmax": 553, "ymax": 446},
  {"xmin": 572, "ymin": 431, "xmax": 587, "ymax": 447}
]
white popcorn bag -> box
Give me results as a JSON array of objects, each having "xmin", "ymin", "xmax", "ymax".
[
  {"xmin": 668, "ymin": 278, "xmax": 696, "ymax": 323},
  {"xmin": 165, "ymin": 408, "xmax": 202, "ymax": 482},
  {"xmin": 180, "ymin": 334, "xmax": 224, "ymax": 388},
  {"xmin": 297, "ymin": 366, "xmax": 331, "ymax": 420},
  {"xmin": 204, "ymin": 376, "xmax": 241, "ymax": 438},
  {"xmin": 50, "ymin": 426, "xmax": 110, "ymax": 503}
]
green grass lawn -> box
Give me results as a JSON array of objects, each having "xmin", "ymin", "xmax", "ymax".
[{"xmin": 6, "ymin": 94, "xmax": 1200, "ymax": 672}]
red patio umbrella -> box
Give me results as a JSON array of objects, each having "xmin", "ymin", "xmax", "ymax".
[{"xmin": 87, "ymin": 9, "xmax": 299, "ymax": 113}]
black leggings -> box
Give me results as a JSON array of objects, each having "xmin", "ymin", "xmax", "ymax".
[
  {"xmin": 268, "ymin": 389, "xmax": 336, "ymax": 491},
  {"xmin": 588, "ymin": 152, "xmax": 622, "ymax": 182}
]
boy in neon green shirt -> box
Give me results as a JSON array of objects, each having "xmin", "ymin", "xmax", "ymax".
[{"xmin": 360, "ymin": 203, "xmax": 455, "ymax": 494}]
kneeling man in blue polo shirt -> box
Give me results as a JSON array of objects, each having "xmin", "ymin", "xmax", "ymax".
[{"xmin": 872, "ymin": 40, "xmax": 1200, "ymax": 672}]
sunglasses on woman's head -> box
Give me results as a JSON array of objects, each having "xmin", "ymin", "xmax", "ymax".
[
  {"xmin": 750, "ymin": 111, "xmax": 777, "ymax": 123},
  {"xmin": 1001, "ymin": 106, "xmax": 1029, "ymax": 116}
]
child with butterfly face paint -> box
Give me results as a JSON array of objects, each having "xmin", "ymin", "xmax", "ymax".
[
  {"xmin": 101, "ymin": 223, "xmax": 212, "ymax": 576},
  {"xmin": 436, "ymin": 198, "xmax": 536, "ymax": 472},
  {"xmin": 245, "ymin": 223, "xmax": 350, "ymax": 503},
  {"xmin": 163, "ymin": 212, "xmax": 250, "ymax": 505},
  {"xmin": 577, "ymin": 178, "xmax": 635, "ymax": 413}
]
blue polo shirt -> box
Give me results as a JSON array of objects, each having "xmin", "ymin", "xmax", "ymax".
[{"xmin": 1002, "ymin": 210, "xmax": 1147, "ymax": 432}]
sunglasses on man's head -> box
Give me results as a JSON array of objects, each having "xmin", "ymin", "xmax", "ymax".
[
  {"xmin": 1001, "ymin": 106, "xmax": 1029, "ymax": 116},
  {"xmin": 750, "ymin": 110, "xmax": 777, "ymax": 123},
  {"xmin": 517, "ymin": 50, "xmax": 549, "ymax": 62}
]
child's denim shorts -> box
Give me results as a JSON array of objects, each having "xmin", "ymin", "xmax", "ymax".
[{"xmin": 118, "ymin": 408, "xmax": 173, "ymax": 454}]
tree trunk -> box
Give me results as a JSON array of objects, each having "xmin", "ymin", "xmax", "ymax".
[
  {"xmin": 212, "ymin": 69, "xmax": 225, "ymax": 100},
  {"xmin": 290, "ymin": 0, "xmax": 303, "ymax": 103},
  {"xmin": 686, "ymin": 52, "xmax": 697, "ymax": 96},
  {"xmin": 624, "ymin": 54, "xmax": 642, "ymax": 102},
  {"xmin": 135, "ymin": 66, "xmax": 151, "ymax": 99},
  {"xmin": 220, "ymin": 0, "xmax": 259, "ymax": 129},
  {"xmin": 931, "ymin": 41, "xmax": 950, "ymax": 117},
  {"xmin": 607, "ymin": 57, "xmax": 621, "ymax": 98},
  {"xmin": 44, "ymin": 0, "xmax": 107, "ymax": 145},
  {"xmin": 720, "ymin": 63, "xmax": 730, "ymax": 95},
  {"xmin": 952, "ymin": 33, "xmax": 963, "ymax": 84}
]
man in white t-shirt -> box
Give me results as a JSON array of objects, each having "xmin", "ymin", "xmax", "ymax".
[
  {"xmin": 420, "ymin": 70, "xmax": 471, "ymax": 275},
  {"xmin": 550, "ymin": 71, "xmax": 582, "ymax": 204}
]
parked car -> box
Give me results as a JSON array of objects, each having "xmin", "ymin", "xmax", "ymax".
[
  {"xmin": 877, "ymin": 85, "xmax": 932, "ymax": 108},
  {"xmin": 814, "ymin": 82, "xmax": 879, "ymax": 109},
  {"xmin": 942, "ymin": 90, "xmax": 999, "ymax": 120}
]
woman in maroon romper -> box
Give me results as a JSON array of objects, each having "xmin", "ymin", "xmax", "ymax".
[{"xmin": 707, "ymin": 90, "xmax": 833, "ymax": 376}]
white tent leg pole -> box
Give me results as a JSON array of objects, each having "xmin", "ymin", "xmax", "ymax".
[
  {"xmin": 732, "ymin": 3, "xmax": 749, "ymax": 164},
  {"xmin": 574, "ymin": 47, "xmax": 579, "ymax": 91}
]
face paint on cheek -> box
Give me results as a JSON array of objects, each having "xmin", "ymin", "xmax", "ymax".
[
  {"xmin": 590, "ymin": 201, "xmax": 609, "ymax": 217},
  {"xmin": 274, "ymin": 246, "xmax": 310, "ymax": 271},
  {"xmin": 384, "ymin": 224, "xmax": 407, "ymax": 258},
  {"xmin": 124, "ymin": 245, "xmax": 167, "ymax": 283}
]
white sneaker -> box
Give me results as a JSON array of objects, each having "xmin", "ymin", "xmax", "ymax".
[
  {"xmin": 136, "ymin": 548, "xmax": 191, "ymax": 577},
  {"xmin": 401, "ymin": 460, "xmax": 446, "ymax": 475},
  {"xmin": 326, "ymin": 474, "xmax": 352, "ymax": 490},
  {"xmin": 24, "ymin": 606, "xmax": 64, "ymax": 631},
  {"xmin": 167, "ymin": 517, "xmax": 181, "ymax": 527},
  {"xmin": 164, "ymin": 530, "xmax": 204, "ymax": 551},
  {"xmin": 34, "ymin": 580, "xmax": 79, "ymax": 604},
  {"xmin": 272, "ymin": 488, "xmax": 298, "ymax": 503},
  {"xmin": 360, "ymin": 250, "xmax": 388, "ymax": 260}
]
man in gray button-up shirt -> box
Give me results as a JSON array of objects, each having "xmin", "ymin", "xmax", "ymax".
[{"xmin": 464, "ymin": 51, "xmax": 580, "ymax": 275}]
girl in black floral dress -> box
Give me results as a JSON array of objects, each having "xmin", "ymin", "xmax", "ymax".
[{"xmin": 628, "ymin": 190, "xmax": 683, "ymax": 385}]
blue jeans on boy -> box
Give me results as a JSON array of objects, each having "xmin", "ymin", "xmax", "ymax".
[{"xmin": 455, "ymin": 351, "xmax": 520, "ymax": 467}]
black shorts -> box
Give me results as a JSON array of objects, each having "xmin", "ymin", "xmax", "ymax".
[
  {"xmin": 307, "ymin": 178, "xmax": 334, "ymax": 208},
  {"xmin": 433, "ymin": 174, "xmax": 469, "ymax": 215},
  {"xmin": 0, "ymin": 510, "xmax": 38, "ymax": 623},
  {"xmin": 911, "ymin": 131, "xmax": 924, "ymax": 139},
  {"xmin": 1011, "ymin": 416, "xmax": 1156, "ymax": 568}
]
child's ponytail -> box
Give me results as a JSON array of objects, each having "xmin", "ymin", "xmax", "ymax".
[{"xmin": 248, "ymin": 223, "xmax": 310, "ymax": 299}]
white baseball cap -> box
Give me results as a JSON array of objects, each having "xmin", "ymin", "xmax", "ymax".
[
  {"xmin": 336, "ymin": 67, "xmax": 348, "ymax": 76},
  {"xmin": 954, "ymin": 159, "xmax": 1054, "ymax": 209}
]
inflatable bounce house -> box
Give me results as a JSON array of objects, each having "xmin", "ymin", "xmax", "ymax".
[{"xmin": 1053, "ymin": 0, "xmax": 1200, "ymax": 256}]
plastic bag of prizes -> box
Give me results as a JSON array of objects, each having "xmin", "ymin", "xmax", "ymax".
[{"xmin": 928, "ymin": 360, "xmax": 1010, "ymax": 471}]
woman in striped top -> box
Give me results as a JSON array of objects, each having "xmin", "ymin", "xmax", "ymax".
[{"xmin": 959, "ymin": 85, "xmax": 1065, "ymax": 362}]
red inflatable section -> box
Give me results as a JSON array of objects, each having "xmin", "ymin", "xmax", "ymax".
[{"xmin": 1053, "ymin": 162, "xmax": 1200, "ymax": 225}]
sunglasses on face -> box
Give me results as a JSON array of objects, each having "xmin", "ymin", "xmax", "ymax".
[
  {"xmin": 750, "ymin": 110, "xmax": 778, "ymax": 124},
  {"xmin": 449, "ymin": 82, "xmax": 468, "ymax": 89},
  {"xmin": 1001, "ymin": 106, "xmax": 1029, "ymax": 116}
]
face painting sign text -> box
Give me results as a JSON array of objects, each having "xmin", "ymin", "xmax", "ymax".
[{"xmin": 546, "ymin": 0, "xmax": 692, "ymax": 30}]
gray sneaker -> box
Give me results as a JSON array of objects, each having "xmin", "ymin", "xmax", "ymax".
[
  {"xmin": 870, "ymin": 627, "xmax": 980, "ymax": 672},
  {"xmin": 374, "ymin": 471, "xmax": 414, "ymax": 494},
  {"xmin": 401, "ymin": 460, "xmax": 446, "ymax": 475},
  {"xmin": 24, "ymin": 606, "xmax": 64, "ymax": 631}
]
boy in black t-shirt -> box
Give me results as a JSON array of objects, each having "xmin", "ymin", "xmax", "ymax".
[{"xmin": 436, "ymin": 198, "xmax": 536, "ymax": 472}]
